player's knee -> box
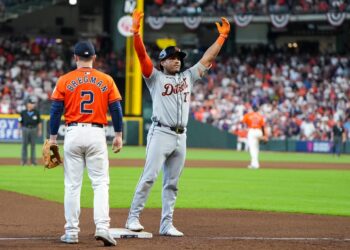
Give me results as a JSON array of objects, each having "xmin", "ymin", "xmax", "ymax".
[
  {"xmin": 164, "ymin": 183, "xmax": 178, "ymax": 191},
  {"xmin": 144, "ymin": 178, "xmax": 156, "ymax": 186}
]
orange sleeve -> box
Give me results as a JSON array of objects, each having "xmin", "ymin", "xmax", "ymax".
[
  {"xmin": 242, "ymin": 114, "xmax": 247, "ymax": 125},
  {"xmin": 51, "ymin": 76, "xmax": 65, "ymax": 101},
  {"xmin": 134, "ymin": 34, "xmax": 153, "ymax": 78},
  {"xmin": 108, "ymin": 76, "xmax": 122, "ymax": 103}
]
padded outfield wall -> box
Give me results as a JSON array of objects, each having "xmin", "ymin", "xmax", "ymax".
[
  {"xmin": 0, "ymin": 114, "xmax": 143, "ymax": 146},
  {"xmin": 0, "ymin": 114, "xmax": 349, "ymax": 153}
]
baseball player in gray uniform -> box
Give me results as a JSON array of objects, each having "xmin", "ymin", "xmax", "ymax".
[{"xmin": 125, "ymin": 10, "xmax": 230, "ymax": 236}]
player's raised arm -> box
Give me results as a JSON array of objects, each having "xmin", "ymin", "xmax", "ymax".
[
  {"xmin": 132, "ymin": 10, "xmax": 153, "ymax": 78},
  {"xmin": 199, "ymin": 17, "xmax": 230, "ymax": 68}
]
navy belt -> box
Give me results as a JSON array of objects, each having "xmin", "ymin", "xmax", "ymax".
[
  {"xmin": 156, "ymin": 122, "xmax": 185, "ymax": 134},
  {"xmin": 68, "ymin": 122, "xmax": 103, "ymax": 128},
  {"xmin": 24, "ymin": 125, "xmax": 37, "ymax": 129}
]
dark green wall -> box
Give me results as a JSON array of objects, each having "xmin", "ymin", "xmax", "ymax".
[{"xmin": 187, "ymin": 117, "xmax": 236, "ymax": 148}]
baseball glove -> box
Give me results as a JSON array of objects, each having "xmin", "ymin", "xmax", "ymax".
[{"xmin": 42, "ymin": 139, "xmax": 62, "ymax": 169}]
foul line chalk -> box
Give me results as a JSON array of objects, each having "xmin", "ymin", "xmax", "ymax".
[
  {"xmin": 207, "ymin": 236, "xmax": 350, "ymax": 242},
  {"xmin": 1, "ymin": 236, "xmax": 349, "ymax": 242},
  {"xmin": 0, "ymin": 237, "xmax": 56, "ymax": 240}
]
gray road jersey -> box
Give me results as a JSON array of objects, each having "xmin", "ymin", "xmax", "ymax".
[{"xmin": 144, "ymin": 62, "xmax": 207, "ymax": 127}]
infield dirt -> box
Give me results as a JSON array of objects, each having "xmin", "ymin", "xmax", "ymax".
[{"xmin": 1, "ymin": 159, "xmax": 350, "ymax": 249}]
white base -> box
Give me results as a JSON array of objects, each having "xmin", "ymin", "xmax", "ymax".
[{"xmin": 109, "ymin": 228, "xmax": 153, "ymax": 239}]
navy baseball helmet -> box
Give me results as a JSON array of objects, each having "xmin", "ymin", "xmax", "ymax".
[
  {"xmin": 159, "ymin": 46, "xmax": 186, "ymax": 71},
  {"xmin": 74, "ymin": 41, "xmax": 95, "ymax": 58}
]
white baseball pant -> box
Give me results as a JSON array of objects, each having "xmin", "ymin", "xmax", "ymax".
[
  {"xmin": 247, "ymin": 128, "xmax": 263, "ymax": 168},
  {"xmin": 63, "ymin": 124, "xmax": 110, "ymax": 235}
]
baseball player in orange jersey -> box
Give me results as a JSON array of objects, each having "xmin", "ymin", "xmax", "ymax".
[
  {"xmin": 125, "ymin": 10, "xmax": 230, "ymax": 237},
  {"xmin": 242, "ymin": 104, "xmax": 268, "ymax": 169},
  {"xmin": 49, "ymin": 41, "xmax": 123, "ymax": 246}
]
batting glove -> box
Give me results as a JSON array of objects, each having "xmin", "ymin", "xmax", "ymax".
[
  {"xmin": 132, "ymin": 10, "xmax": 144, "ymax": 34},
  {"xmin": 215, "ymin": 17, "xmax": 230, "ymax": 38}
]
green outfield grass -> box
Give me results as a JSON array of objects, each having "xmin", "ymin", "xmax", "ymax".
[
  {"xmin": 0, "ymin": 166, "xmax": 349, "ymax": 216},
  {"xmin": 1, "ymin": 144, "xmax": 350, "ymax": 163}
]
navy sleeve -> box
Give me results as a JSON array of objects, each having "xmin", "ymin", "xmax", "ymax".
[
  {"xmin": 108, "ymin": 101, "xmax": 123, "ymax": 132},
  {"xmin": 50, "ymin": 100, "xmax": 64, "ymax": 135}
]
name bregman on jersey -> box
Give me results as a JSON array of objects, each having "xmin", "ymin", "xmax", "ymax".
[{"xmin": 66, "ymin": 76, "xmax": 108, "ymax": 92}]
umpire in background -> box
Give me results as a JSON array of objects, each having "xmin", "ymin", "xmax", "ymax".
[
  {"xmin": 18, "ymin": 97, "xmax": 42, "ymax": 165},
  {"xmin": 331, "ymin": 119, "xmax": 346, "ymax": 157}
]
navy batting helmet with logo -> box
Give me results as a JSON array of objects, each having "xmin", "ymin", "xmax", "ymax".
[{"xmin": 159, "ymin": 46, "xmax": 186, "ymax": 71}]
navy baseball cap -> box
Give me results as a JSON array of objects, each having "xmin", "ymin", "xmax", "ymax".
[
  {"xmin": 74, "ymin": 41, "xmax": 95, "ymax": 57},
  {"xmin": 159, "ymin": 46, "xmax": 186, "ymax": 61}
]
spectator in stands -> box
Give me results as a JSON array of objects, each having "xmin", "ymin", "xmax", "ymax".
[
  {"xmin": 300, "ymin": 117, "xmax": 316, "ymax": 140},
  {"xmin": 1, "ymin": 36, "xmax": 350, "ymax": 145},
  {"xmin": 0, "ymin": 36, "xmax": 116, "ymax": 114}
]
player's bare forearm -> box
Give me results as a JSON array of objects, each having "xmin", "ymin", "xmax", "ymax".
[
  {"xmin": 199, "ymin": 42, "xmax": 223, "ymax": 68},
  {"xmin": 115, "ymin": 132, "xmax": 122, "ymax": 138},
  {"xmin": 199, "ymin": 17, "xmax": 230, "ymax": 68},
  {"xmin": 49, "ymin": 134, "xmax": 58, "ymax": 144},
  {"xmin": 112, "ymin": 132, "xmax": 123, "ymax": 153}
]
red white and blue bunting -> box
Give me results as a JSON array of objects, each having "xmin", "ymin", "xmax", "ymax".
[
  {"xmin": 146, "ymin": 13, "xmax": 347, "ymax": 30},
  {"xmin": 147, "ymin": 16, "xmax": 167, "ymax": 30},
  {"xmin": 183, "ymin": 16, "xmax": 202, "ymax": 29},
  {"xmin": 270, "ymin": 14, "xmax": 290, "ymax": 28},
  {"xmin": 233, "ymin": 14, "xmax": 253, "ymax": 27},
  {"xmin": 326, "ymin": 12, "xmax": 346, "ymax": 26}
]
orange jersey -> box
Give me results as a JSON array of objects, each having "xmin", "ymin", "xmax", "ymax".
[
  {"xmin": 51, "ymin": 67, "xmax": 122, "ymax": 125},
  {"xmin": 242, "ymin": 112, "xmax": 265, "ymax": 129}
]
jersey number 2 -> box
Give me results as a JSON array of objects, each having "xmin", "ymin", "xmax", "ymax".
[{"xmin": 80, "ymin": 91, "xmax": 94, "ymax": 114}]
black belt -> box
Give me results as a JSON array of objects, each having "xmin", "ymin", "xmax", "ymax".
[
  {"xmin": 24, "ymin": 125, "xmax": 37, "ymax": 129},
  {"xmin": 156, "ymin": 122, "xmax": 185, "ymax": 134},
  {"xmin": 67, "ymin": 122, "xmax": 103, "ymax": 128}
]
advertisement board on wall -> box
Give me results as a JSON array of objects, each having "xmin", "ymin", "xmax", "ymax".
[
  {"xmin": 0, "ymin": 118, "xmax": 22, "ymax": 142},
  {"xmin": 296, "ymin": 141, "xmax": 333, "ymax": 153},
  {"xmin": 0, "ymin": 115, "xmax": 142, "ymax": 145}
]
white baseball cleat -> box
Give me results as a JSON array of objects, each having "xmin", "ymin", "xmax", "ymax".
[
  {"xmin": 95, "ymin": 229, "xmax": 117, "ymax": 246},
  {"xmin": 160, "ymin": 225, "xmax": 184, "ymax": 237},
  {"xmin": 125, "ymin": 219, "xmax": 144, "ymax": 232},
  {"xmin": 60, "ymin": 234, "xmax": 78, "ymax": 244}
]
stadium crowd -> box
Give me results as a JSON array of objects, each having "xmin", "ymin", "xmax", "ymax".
[
  {"xmin": 189, "ymin": 45, "xmax": 350, "ymax": 140},
  {"xmin": 0, "ymin": 36, "xmax": 120, "ymax": 114},
  {"xmin": 1, "ymin": 36, "xmax": 349, "ymax": 140},
  {"xmin": 148, "ymin": 0, "xmax": 349, "ymax": 16}
]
